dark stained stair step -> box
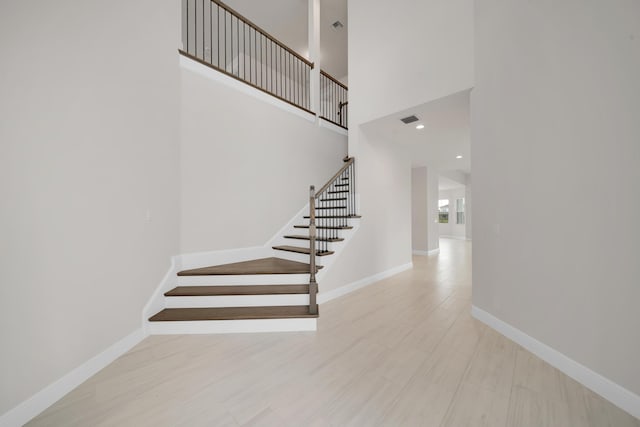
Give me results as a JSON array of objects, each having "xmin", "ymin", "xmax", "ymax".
[
  {"xmin": 294, "ymin": 225, "xmax": 353, "ymax": 230},
  {"xmin": 164, "ymin": 284, "xmax": 311, "ymax": 297},
  {"xmin": 320, "ymin": 197, "xmax": 347, "ymax": 202},
  {"xmin": 177, "ymin": 257, "xmax": 322, "ymax": 276},
  {"xmin": 315, "ymin": 206, "xmax": 347, "ymax": 210},
  {"xmin": 328, "ymin": 190, "xmax": 349, "ymax": 194},
  {"xmin": 284, "ymin": 235, "xmax": 344, "ymax": 242},
  {"xmin": 273, "ymin": 245, "xmax": 334, "ymax": 256},
  {"xmin": 149, "ymin": 306, "xmax": 318, "ymax": 322},
  {"xmin": 334, "ymin": 183, "xmax": 349, "ymax": 187}
]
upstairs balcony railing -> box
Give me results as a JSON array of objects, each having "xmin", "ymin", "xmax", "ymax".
[
  {"xmin": 182, "ymin": 0, "xmax": 314, "ymax": 113},
  {"xmin": 181, "ymin": 0, "xmax": 348, "ymax": 128},
  {"xmin": 320, "ymin": 71, "xmax": 348, "ymax": 130}
]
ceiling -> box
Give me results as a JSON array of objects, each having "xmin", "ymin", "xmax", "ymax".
[
  {"xmin": 362, "ymin": 90, "xmax": 472, "ymax": 175},
  {"xmin": 439, "ymin": 176, "xmax": 465, "ymax": 191},
  {"xmin": 224, "ymin": 0, "xmax": 348, "ymax": 80}
]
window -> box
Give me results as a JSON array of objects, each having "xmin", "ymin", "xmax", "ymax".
[
  {"xmin": 438, "ymin": 199, "xmax": 449, "ymax": 223},
  {"xmin": 456, "ymin": 198, "xmax": 465, "ymax": 224}
]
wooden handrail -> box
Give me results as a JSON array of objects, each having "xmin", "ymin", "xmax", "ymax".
[
  {"xmin": 314, "ymin": 157, "xmax": 354, "ymax": 198},
  {"xmin": 212, "ymin": 0, "xmax": 314, "ymax": 68},
  {"xmin": 320, "ymin": 70, "xmax": 348, "ymax": 90}
]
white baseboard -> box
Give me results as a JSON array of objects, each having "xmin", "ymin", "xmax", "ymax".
[
  {"xmin": 0, "ymin": 328, "xmax": 147, "ymax": 427},
  {"xmin": 471, "ymin": 306, "xmax": 640, "ymax": 420},
  {"xmin": 412, "ymin": 248, "xmax": 440, "ymax": 256},
  {"xmin": 318, "ymin": 262, "xmax": 413, "ymax": 304}
]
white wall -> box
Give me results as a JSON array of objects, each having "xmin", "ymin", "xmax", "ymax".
[
  {"xmin": 0, "ymin": 0, "xmax": 179, "ymax": 416},
  {"xmin": 465, "ymin": 176, "xmax": 472, "ymax": 240},
  {"xmin": 412, "ymin": 167, "xmax": 440, "ymax": 253},
  {"xmin": 321, "ymin": 128, "xmax": 413, "ymax": 292},
  {"xmin": 348, "ymin": 0, "xmax": 473, "ymax": 126},
  {"xmin": 180, "ymin": 67, "xmax": 347, "ymax": 253},
  {"xmin": 438, "ymin": 187, "xmax": 466, "ymax": 238},
  {"xmin": 426, "ymin": 167, "xmax": 440, "ymax": 252},
  {"xmin": 411, "ymin": 168, "xmax": 428, "ymax": 252},
  {"xmin": 326, "ymin": 0, "xmax": 474, "ymax": 291},
  {"xmin": 473, "ymin": 0, "xmax": 640, "ymax": 397}
]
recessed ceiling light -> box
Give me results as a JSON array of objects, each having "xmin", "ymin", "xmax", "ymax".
[
  {"xmin": 456, "ymin": 155, "xmax": 463, "ymax": 159},
  {"xmin": 416, "ymin": 124, "xmax": 425, "ymax": 129}
]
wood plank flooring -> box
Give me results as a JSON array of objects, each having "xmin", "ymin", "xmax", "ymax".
[{"xmin": 28, "ymin": 239, "xmax": 640, "ymax": 426}]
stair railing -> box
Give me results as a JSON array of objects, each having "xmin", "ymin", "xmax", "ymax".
[
  {"xmin": 308, "ymin": 156, "xmax": 356, "ymax": 314},
  {"xmin": 320, "ymin": 70, "xmax": 349, "ymax": 129},
  {"xmin": 181, "ymin": 0, "xmax": 314, "ymax": 113}
]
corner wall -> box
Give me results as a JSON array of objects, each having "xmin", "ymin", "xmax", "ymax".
[
  {"xmin": 326, "ymin": 0, "xmax": 473, "ymax": 292},
  {"xmin": 0, "ymin": 0, "xmax": 179, "ymax": 416},
  {"xmin": 473, "ymin": 0, "xmax": 640, "ymax": 398}
]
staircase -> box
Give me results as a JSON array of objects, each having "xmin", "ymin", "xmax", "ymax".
[{"xmin": 147, "ymin": 157, "xmax": 358, "ymax": 334}]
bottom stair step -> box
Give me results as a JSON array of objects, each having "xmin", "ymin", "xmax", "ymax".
[{"xmin": 149, "ymin": 305, "xmax": 318, "ymax": 322}]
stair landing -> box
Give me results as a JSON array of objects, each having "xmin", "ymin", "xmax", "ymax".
[{"xmin": 177, "ymin": 257, "xmax": 321, "ymax": 276}]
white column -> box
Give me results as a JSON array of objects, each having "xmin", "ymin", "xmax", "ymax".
[{"xmin": 308, "ymin": 0, "xmax": 320, "ymax": 117}]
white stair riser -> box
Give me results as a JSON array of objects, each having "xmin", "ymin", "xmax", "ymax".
[
  {"xmin": 273, "ymin": 250, "xmax": 313, "ymax": 264},
  {"xmin": 148, "ymin": 318, "xmax": 317, "ymax": 335},
  {"xmin": 176, "ymin": 273, "xmax": 309, "ymax": 286},
  {"xmin": 165, "ymin": 294, "xmax": 309, "ymax": 308}
]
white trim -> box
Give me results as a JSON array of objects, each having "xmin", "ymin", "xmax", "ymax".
[
  {"xmin": 318, "ymin": 262, "xmax": 413, "ymax": 304},
  {"xmin": 141, "ymin": 260, "xmax": 177, "ymax": 334},
  {"xmin": 318, "ymin": 118, "xmax": 348, "ymax": 136},
  {"xmin": 165, "ymin": 294, "xmax": 309, "ymax": 308},
  {"xmin": 0, "ymin": 329, "xmax": 147, "ymax": 427},
  {"xmin": 439, "ymin": 235, "xmax": 468, "ymax": 240},
  {"xmin": 412, "ymin": 248, "xmax": 440, "ymax": 256},
  {"xmin": 471, "ymin": 306, "xmax": 640, "ymax": 420},
  {"xmin": 148, "ymin": 318, "xmax": 316, "ymax": 335},
  {"xmin": 176, "ymin": 273, "xmax": 309, "ymax": 286},
  {"xmin": 180, "ymin": 55, "xmax": 315, "ymax": 123}
]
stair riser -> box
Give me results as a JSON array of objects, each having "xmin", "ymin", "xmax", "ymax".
[
  {"xmin": 148, "ymin": 318, "xmax": 317, "ymax": 334},
  {"xmin": 165, "ymin": 294, "xmax": 309, "ymax": 308},
  {"xmin": 176, "ymin": 273, "xmax": 310, "ymax": 286},
  {"xmin": 273, "ymin": 250, "xmax": 315, "ymax": 264}
]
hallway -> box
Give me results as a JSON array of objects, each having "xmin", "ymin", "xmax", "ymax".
[{"xmin": 29, "ymin": 239, "xmax": 638, "ymax": 426}]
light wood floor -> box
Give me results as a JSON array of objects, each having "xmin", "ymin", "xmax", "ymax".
[{"xmin": 29, "ymin": 239, "xmax": 639, "ymax": 426}]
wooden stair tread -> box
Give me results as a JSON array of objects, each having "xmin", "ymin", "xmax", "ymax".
[
  {"xmin": 315, "ymin": 206, "xmax": 347, "ymax": 210},
  {"xmin": 328, "ymin": 190, "xmax": 349, "ymax": 194},
  {"xmin": 320, "ymin": 197, "xmax": 347, "ymax": 201},
  {"xmin": 294, "ymin": 225, "xmax": 353, "ymax": 230},
  {"xmin": 164, "ymin": 285, "xmax": 310, "ymax": 296},
  {"xmin": 272, "ymin": 246, "xmax": 334, "ymax": 256},
  {"xmin": 334, "ymin": 183, "xmax": 349, "ymax": 187},
  {"xmin": 284, "ymin": 235, "xmax": 344, "ymax": 242},
  {"xmin": 149, "ymin": 306, "xmax": 318, "ymax": 322},
  {"xmin": 177, "ymin": 257, "xmax": 322, "ymax": 276}
]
